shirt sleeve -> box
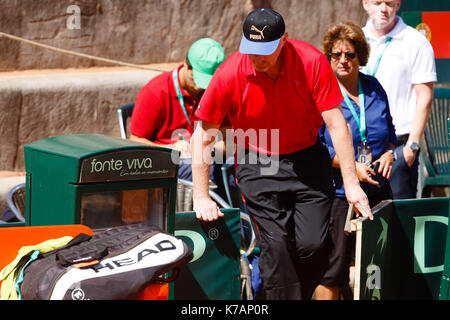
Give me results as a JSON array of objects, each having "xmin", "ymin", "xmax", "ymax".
[
  {"xmin": 195, "ymin": 68, "xmax": 232, "ymax": 125},
  {"xmin": 129, "ymin": 85, "xmax": 164, "ymax": 139},
  {"xmin": 411, "ymin": 36, "xmax": 437, "ymax": 84},
  {"xmin": 311, "ymin": 53, "xmax": 343, "ymax": 112}
]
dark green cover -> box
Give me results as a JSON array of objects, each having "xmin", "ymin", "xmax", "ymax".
[
  {"xmin": 358, "ymin": 198, "xmax": 449, "ymax": 300},
  {"xmin": 23, "ymin": 134, "xmax": 178, "ymax": 230},
  {"xmin": 173, "ymin": 209, "xmax": 241, "ymax": 300}
]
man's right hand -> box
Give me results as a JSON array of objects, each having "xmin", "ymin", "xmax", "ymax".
[{"xmin": 193, "ymin": 197, "xmax": 224, "ymax": 222}]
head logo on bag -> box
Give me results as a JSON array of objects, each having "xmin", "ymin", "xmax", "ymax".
[
  {"xmin": 19, "ymin": 223, "xmax": 193, "ymax": 300},
  {"xmin": 92, "ymin": 238, "xmax": 177, "ymax": 274}
]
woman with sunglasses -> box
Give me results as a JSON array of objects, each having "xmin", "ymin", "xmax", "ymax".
[{"xmin": 315, "ymin": 21, "xmax": 397, "ymax": 300}]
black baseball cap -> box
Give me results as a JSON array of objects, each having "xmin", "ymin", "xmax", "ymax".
[{"xmin": 239, "ymin": 8, "xmax": 285, "ymax": 55}]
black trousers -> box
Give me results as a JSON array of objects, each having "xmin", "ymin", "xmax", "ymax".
[{"xmin": 236, "ymin": 141, "xmax": 335, "ymax": 300}]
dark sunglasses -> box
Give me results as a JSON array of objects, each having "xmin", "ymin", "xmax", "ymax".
[{"xmin": 331, "ymin": 52, "xmax": 357, "ymax": 60}]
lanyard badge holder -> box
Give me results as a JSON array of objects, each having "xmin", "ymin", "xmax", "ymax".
[
  {"xmin": 172, "ymin": 68, "xmax": 214, "ymax": 159},
  {"xmin": 340, "ymin": 77, "xmax": 371, "ymax": 167},
  {"xmin": 172, "ymin": 69, "xmax": 193, "ymax": 131},
  {"xmin": 172, "ymin": 69, "xmax": 193, "ymax": 159},
  {"xmin": 357, "ymin": 140, "xmax": 372, "ymax": 167}
]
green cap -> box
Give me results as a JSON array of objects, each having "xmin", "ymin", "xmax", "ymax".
[{"xmin": 187, "ymin": 38, "xmax": 225, "ymax": 89}]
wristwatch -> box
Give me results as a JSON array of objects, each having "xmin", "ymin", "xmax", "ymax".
[
  {"xmin": 407, "ymin": 141, "xmax": 420, "ymax": 152},
  {"xmin": 386, "ymin": 149, "xmax": 397, "ymax": 161}
]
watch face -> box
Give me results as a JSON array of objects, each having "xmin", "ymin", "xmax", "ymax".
[{"xmin": 409, "ymin": 142, "xmax": 420, "ymax": 151}]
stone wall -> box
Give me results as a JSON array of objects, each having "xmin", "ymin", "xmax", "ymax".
[
  {"xmin": 0, "ymin": 0, "xmax": 367, "ymax": 172},
  {"xmin": 0, "ymin": 66, "xmax": 172, "ymax": 171},
  {"xmin": 0, "ymin": 0, "xmax": 367, "ymax": 71}
]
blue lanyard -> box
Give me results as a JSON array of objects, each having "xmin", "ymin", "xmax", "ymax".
[
  {"xmin": 339, "ymin": 77, "xmax": 366, "ymax": 142},
  {"xmin": 172, "ymin": 69, "xmax": 193, "ymax": 130},
  {"xmin": 366, "ymin": 37, "xmax": 392, "ymax": 76}
]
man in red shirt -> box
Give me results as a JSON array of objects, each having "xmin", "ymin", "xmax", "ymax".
[
  {"xmin": 129, "ymin": 38, "xmax": 225, "ymax": 181},
  {"xmin": 191, "ymin": 8, "xmax": 373, "ymax": 299}
]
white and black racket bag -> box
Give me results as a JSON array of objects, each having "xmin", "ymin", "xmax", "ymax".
[{"xmin": 20, "ymin": 222, "xmax": 193, "ymax": 300}]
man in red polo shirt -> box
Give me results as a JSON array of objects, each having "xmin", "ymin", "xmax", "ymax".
[
  {"xmin": 191, "ymin": 8, "xmax": 373, "ymax": 300},
  {"xmin": 129, "ymin": 38, "xmax": 225, "ymax": 181}
]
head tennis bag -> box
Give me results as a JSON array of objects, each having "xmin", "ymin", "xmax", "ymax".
[{"xmin": 20, "ymin": 222, "xmax": 193, "ymax": 300}]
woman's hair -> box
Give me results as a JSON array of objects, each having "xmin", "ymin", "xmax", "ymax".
[{"xmin": 322, "ymin": 21, "xmax": 370, "ymax": 66}]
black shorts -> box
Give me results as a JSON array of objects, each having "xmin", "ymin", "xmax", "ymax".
[
  {"xmin": 236, "ymin": 141, "xmax": 335, "ymax": 300},
  {"xmin": 320, "ymin": 197, "xmax": 355, "ymax": 288},
  {"xmin": 320, "ymin": 179, "xmax": 392, "ymax": 288}
]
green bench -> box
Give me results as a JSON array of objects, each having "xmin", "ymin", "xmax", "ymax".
[{"xmin": 419, "ymin": 87, "xmax": 450, "ymax": 197}]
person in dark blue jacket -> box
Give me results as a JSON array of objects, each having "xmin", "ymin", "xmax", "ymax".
[{"xmin": 316, "ymin": 21, "xmax": 397, "ymax": 300}]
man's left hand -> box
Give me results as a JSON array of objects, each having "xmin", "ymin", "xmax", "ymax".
[
  {"xmin": 345, "ymin": 184, "xmax": 373, "ymax": 220},
  {"xmin": 403, "ymin": 146, "xmax": 417, "ymax": 168}
]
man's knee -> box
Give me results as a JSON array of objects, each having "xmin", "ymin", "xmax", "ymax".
[{"xmin": 260, "ymin": 235, "xmax": 290, "ymax": 255}]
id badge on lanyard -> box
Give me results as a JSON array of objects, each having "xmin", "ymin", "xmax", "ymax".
[
  {"xmin": 340, "ymin": 77, "xmax": 371, "ymax": 166},
  {"xmin": 172, "ymin": 69, "xmax": 193, "ymax": 131},
  {"xmin": 357, "ymin": 141, "xmax": 372, "ymax": 167}
]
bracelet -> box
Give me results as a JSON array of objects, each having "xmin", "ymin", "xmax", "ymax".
[{"xmin": 386, "ymin": 149, "xmax": 397, "ymax": 161}]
